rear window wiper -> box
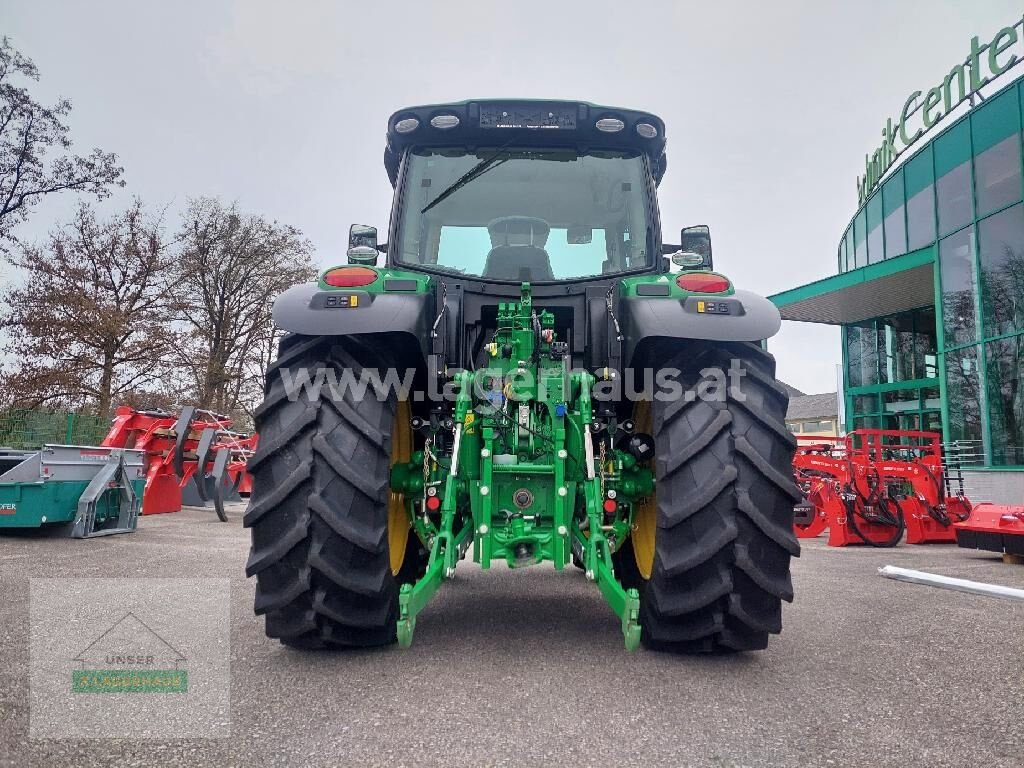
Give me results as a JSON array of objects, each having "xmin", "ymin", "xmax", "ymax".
[{"xmin": 421, "ymin": 152, "xmax": 510, "ymax": 214}]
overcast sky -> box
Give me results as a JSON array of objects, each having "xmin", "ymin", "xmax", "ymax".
[{"xmin": 4, "ymin": 0, "xmax": 1022, "ymax": 394}]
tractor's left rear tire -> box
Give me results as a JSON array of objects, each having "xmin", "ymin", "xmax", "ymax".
[{"xmin": 244, "ymin": 335, "xmax": 424, "ymax": 649}]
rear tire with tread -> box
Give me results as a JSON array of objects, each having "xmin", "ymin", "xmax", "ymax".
[
  {"xmin": 638, "ymin": 341, "xmax": 801, "ymax": 653},
  {"xmin": 245, "ymin": 335, "xmax": 416, "ymax": 649}
]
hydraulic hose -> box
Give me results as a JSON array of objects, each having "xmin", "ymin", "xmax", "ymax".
[
  {"xmin": 918, "ymin": 462, "xmax": 958, "ymax": 526},
  {"xmin": 844, "ymin": 469, "xmax": 905, "ymax": 548}
]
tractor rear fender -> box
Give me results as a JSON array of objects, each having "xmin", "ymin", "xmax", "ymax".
[
  {"xmin": 620, "ymin": 289, "xmax": 782, "ymax": 366},
  {"xmin": 272, "ymin": 282, "xmax": 434, "ymax": 362}
]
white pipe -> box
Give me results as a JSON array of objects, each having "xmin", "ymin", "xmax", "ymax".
[{"xmin": 878, "ymin": 565, "xmax": 1024, "ymax": 603}]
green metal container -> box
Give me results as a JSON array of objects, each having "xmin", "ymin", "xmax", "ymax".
[{"xmin": 0, "ymin": 445, "xmax": 145, "ymax": 534}]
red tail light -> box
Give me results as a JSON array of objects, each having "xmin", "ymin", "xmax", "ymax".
[
  {"xmin": 323, "ymin": 266, "xmax": 378, "ymax": 287},
  {"xmin": 675, "ymin": 272, "xmax": 730, "ymax": 293}
]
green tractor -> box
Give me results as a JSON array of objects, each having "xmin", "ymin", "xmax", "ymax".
[{"xmin": 245, "ymin": 101, "xmax": 800, "ymax": 652}]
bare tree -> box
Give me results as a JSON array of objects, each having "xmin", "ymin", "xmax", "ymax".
[
  {"xmin": 0, "ymin": 201, "xmax": 179, "ymax": 416},
  {"xmin": 174, "ymin": 198, "xmax": 315, "ymax": 421},
  {"xmin": 0, "ymin": 37, "xmax": 124, "ymax": 242}
]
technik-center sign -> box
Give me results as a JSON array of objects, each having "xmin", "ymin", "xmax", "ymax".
[{"xmin": 857, "ymin": 17, "xmax": 1024, "ymax": 205}]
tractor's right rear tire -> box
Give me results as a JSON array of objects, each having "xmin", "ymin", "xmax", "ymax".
[
  {"xmin": 630, "ymin": 341, "xmax": 801, "ymax": 653},
  {"xmin": 244, "ymin": 335, "xmax": 419, "ymax": 649}
]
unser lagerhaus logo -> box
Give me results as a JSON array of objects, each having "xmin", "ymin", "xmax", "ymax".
[{"xmin": 71, "ymin": 611, "xmax": 188, "ymax": 694}]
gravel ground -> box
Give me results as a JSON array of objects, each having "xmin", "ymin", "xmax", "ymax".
[{"xmin": 1, "ymin": 505, "xmax": 1023, "ymax": 767}]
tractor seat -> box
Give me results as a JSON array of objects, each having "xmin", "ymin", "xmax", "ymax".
[{"xmin": 482, "ymin": 245, "xmax": 554, "ymax": 282}]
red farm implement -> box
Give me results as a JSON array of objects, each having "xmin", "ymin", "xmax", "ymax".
[
  {"xmin": 793, "ymin": 430, "xmax": 971, "ymax": 547},
  {"xmin": 792, "ymin": 436, "xmax": 845, "ymax": 541},
  {"xmin": 102, "ymin": 406, "xmax": 257, "ymax": 520},
  {"xmin": 955, "ymin": 504, "xmax": 1024, "ymax": 558}
]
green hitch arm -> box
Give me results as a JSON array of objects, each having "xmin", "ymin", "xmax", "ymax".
[
  {"xmin": 397, "ymin": 370, "xmax": 473, "ymax": 648},
  {"xmin": 593, "ymin": 548, "xmax": 641, "ymax": 652},
  {"xmin": 397, "ymin": 520, "xmax": 473, "ymax": 648},
  {"xmin": 551, "ymin": 402, "xmax": 569, "ymax": 570},
  {"xmin": 576, "ymin": 371, "xmax": 604, "ymax": 563},
  {"xmin": 574, "ymin": 372, "xmax": 642, "ymax": 651},
  {"xmin": 479, "ymin": 427, "xmax": 495, "ymax": 568}
]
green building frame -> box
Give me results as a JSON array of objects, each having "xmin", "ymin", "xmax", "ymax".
[{"xmin": 771, "ymin": 72, "xmax": 1024, "ymax": 477}]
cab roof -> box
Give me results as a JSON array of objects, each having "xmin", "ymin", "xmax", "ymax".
[{"xmin": 383, "ymin": 99, "xmax": 668, "ymax": 187}]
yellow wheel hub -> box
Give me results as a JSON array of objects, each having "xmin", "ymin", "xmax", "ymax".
[
  {"xmin": 631, "ymin": 400, "xmax": 656, "ymax": 580},
  {"xmin": 388, "ymin": 400, "xmax": 413, "ymax": 576}
]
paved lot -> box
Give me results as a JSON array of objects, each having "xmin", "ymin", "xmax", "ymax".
[{"xmin": 1, "ymin": 505, "xmax": 1023, "ymax": 767}]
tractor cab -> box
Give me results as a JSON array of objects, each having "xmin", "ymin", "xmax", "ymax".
[{"xmin": 356, "ymin": 100, "xmax": 709, "ymax": 280}]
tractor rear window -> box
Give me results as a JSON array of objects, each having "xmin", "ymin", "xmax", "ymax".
[
  {"xmin": 397, "ymin": 147, "xmax": 653, "ymax": 282},
  {"xmin": 436, "ymin": 226, "xmax": 609, "ymax": 279}
]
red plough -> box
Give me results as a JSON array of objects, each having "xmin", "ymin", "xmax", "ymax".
[{"xmin": 102, "ymin": 406, "xmax": 257, "ymax": 520}]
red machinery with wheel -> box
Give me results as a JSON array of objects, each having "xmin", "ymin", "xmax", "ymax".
[
  {"xmin": 792, "ymin": 437, "xmax": 844, "ymax": 540},
  {"xmin": 793, "ymin": 430, "xmax": 971, "ymax": 547},
  {"xmin": 856, "ymin": 430, "xmax": 970, "ymax": 544},
  {"xmin": 102, "ymin": 406, "xmax": 257, "ymax": 519},
  {"xmin": 793, "ymin": 434, "xmax": 904, "ymax": 547}
]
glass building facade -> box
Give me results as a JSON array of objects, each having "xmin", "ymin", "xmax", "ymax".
[{"xmin": 775, "ymin": 74, "xmax": 1024, "ymax": 476}]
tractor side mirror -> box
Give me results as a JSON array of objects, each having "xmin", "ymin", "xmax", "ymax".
[
  {"xmin": 348, "ymin": 224, "xmax": 379, "ymax": 265},
  {"xmin": 680, "ymin": 225, "xmax": 713, "ymax": 270}
]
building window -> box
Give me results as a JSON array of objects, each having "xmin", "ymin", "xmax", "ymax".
[
  {"xmin": 883, "ymin": 206, "xmax": 907, "ymax": 259},
  {"xmin": 923, "ymin": 411, "xmax": 943, "ymax": 432},
  {"xmin": 846, "ymin": 322, "xmax": 878, "ymax": 387},
  {"xmin": 800, "ymin": 420, "xmax": 834, "ymax": 434},
  {"xmin": 883, "ymin": 389, "xmax": 919, "ymax": 414},
  {"xmin": 974, "ymin": 135, "xmax": 1022, "ymax": 217},
  {"xmin": 845, "ymin": 228, "xmax": 854, "ymax": 272},
  {"xmin": 852, "ymin": 394, "xmax": 878, "ymax": 414},
  {"xmin": 978, "ymin": 203, "xmax": 1024, "ymax": 338},
  {"xmin": 939, "ymin": 227, "xmax": 978, "ymax": 347},
  {"xmin": 906, "ymin": 187, "xmax": 936, "ymax": 251},
  {"xmin": 852, "ymin": 416, "xmax": 878, "ymax": 430},
  {"xmin": 866, "ymin": 193, "xmax": 884, "ymax": 263},
  {"xmin": 879, "ymin": 314, "xmax": 915, "ymax": 383},
  {"xmin": 935, "ymin": 120, "xmax": 973, "ymax": 237},
  {"xmin": 913, "ymin": 306, "xmax": 938, "ymax": 378},
  {"xmin": 905, "ymin": 147, "xmax": 935, "ymax": 251},
  {"xmin": 936, "ymin": 161, "xmax": 973, "ymax": 236},
  {"xmin": 854, "ymin": 209, "xmax": 868, "ymax": 268},
  {"xmin": 881, "ymin": 414, "xmax": 902, "ymax": 431},
  {"xmin": 971, "ymin": 85, "xmax": 1021, "ymax": 219},
  {"xmin": 945, "ymin": 345, "xmax": 984, "ymax": 462},
  {"xmin": 985, "ymin": 335, "xmax": 1024, "ymax": 466},
  {"xmin": 883, "ymin": 170, "xmax": 907, "ymax": 258}
]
